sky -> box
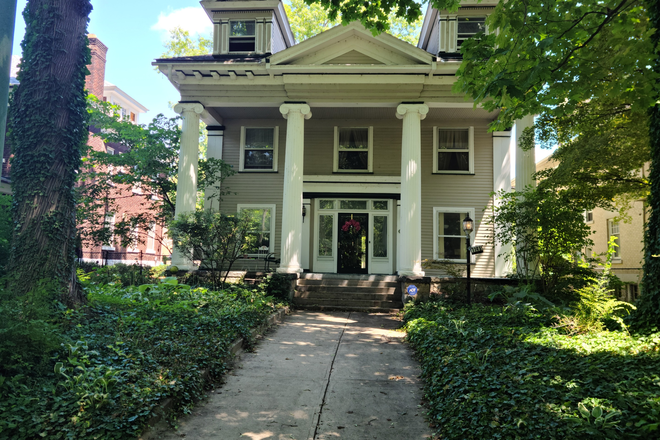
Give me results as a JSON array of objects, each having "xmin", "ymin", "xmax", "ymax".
[
  {"xmin": 9, "ymin": 0, "xmax": 552, "ymax": 162},
  {"xmin": 11, "ymin": 0, "xmax": 212, "ymax": 122}
]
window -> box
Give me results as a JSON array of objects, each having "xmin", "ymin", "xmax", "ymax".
[
  {"xmin": 457, "ymin": 17, "xmax": 486, "ymax": 49},
  {"xmin": 106, "ymin": 146, "xmax": 115, "ymax": 155},
  {"xmin": 146, "ymin": 222, "xmax": 156, "ymax": 253},
  {"xmin": 608, "ymin": 219, "xmax": 621, "ymax": 260},
  {"xmin": 229, "ymin": 21, "xmax": 256, "ymax": 52},
  {"xmin": 102, "ymin": 214, "xmax": 115, "ymax": 250},
  {"xmin": 128, "ymin": 226, "xmax": 139, "ymax": 252},
  {"xmin": 584, "ymin": 210, "xmax": 594, "ymax": 223},
  {"xmin": 434, "ymin": 127, "xmax": 474, "ymax": 173},
  {"xmin": 433, "ymin": 208, "xmax": 475, "ymax": 262},
  {"xmin": 318, "ymin": 214, "xmax": 334, "ymax": 257},
  {"xmin": 240, "ymin": 127, "xmax": 278, "ymax": 172},
  {"xmin": 238, "ymin": 204, "xmax": 276, "ymax": 255},
  {"xmin": 334, "ymin": 127, "xmax": 373, "ymax": 172}
]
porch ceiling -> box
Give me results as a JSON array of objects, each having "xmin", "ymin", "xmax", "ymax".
[{"xmin": 211, "ymin": 106, "xmax": 498, "ymax": 121}]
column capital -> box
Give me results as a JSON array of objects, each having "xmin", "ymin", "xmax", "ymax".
[
  {"xmin": 174, "ymin": 102, "xmax": 204, "ymax": 115},
  {"xmin": 280, "ymin": 103, "xmax": 312, "ymax": 120},
  {"xmin": 396, "ymin": 103, "xmax": 429, "ymax": 120}
]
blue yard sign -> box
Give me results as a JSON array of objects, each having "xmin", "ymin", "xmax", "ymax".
[{"xmin": 407, "ymin": 285, "xmax": 418, "ymax": 296}]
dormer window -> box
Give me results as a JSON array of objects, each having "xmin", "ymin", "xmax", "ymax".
[
  {"xmin": 229, "ymin": 21, "xmax": 256, "ymax": 52},
  {"xmin": 457, "ymin": 17, "xmax": 486, "ymax": 49}
]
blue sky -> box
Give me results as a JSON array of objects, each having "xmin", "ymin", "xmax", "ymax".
[{"xmin": 11, "ymin": 0, "xmax": 212, "ymax": 121}]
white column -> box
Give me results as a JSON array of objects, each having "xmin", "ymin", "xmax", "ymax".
[
  {"xmin": 396, "ymin": 103, "xmax": 428, "ymax": 277},
  {"xmin": 492, "ymin": 131, "xmax": 513, "ymax": 276},
  {"xmin": 205, "ymin": 125, "xmax": 225, "ymax": 211},
  {"xmin": 277, "ymin": 103, "xmax": 312, "ymax": 274},
  {"xmin": 171, "ymin": 102, "xmax": 204, "ymax": 269},
  {"xmin": 514, "ymin": 115, "xmax": 536, "ymax": 191}
]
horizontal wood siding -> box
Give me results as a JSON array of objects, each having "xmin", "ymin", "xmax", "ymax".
[
  {"xmin": 420, "ymin": 119, "xmax": 495, "ymax": 277},
  {"xmin": 220, "ymin": 119, "xmax": 286, "ymax": 258}
]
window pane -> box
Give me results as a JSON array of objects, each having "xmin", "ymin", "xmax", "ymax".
[
  {"xmin": 340, "ymin": 200, "xmax": 367, "ymax": 210},
  {"xmin": 320, "ymin": 200, "xmax": 335, "ymax": 210},
  {"xmin": 229, "ymin": 39, "xmax": 255, "ymax": 52},
  {"xmin": 439, "ymin": 212, "xmax": 462, "ymax": 236},
  {"xmin": 339, "ymin": 128, "xmax": 369, "ymax": 149},
  {"xmin": 457, "ymin": 18, "xmax": 486, "ymax": 36},
  {"xmin": 373, "ymin": 201, "xmax": 388, "ymax": 210},
  {"xmin": 373, "ymin": 216, "xmax": 388, "ymax": 257},
  {"xmin": 338, "ymin": 151, "xmax": 368, "ymax": 170},
  {"xmin": 438, "ymin": 129, "xmax": 469, "ymax": 149},
  {"xmin": 246, "ymin": 128, "xmax": 274, "ymax": 149},
  {"xmin": 438, "ymin": 237, "xmax": 465, "ymax": 260},
  {"xmin": 244, "ymin": 150, "xmax": 273, "ymax": 169},
  {"xmin": 438, "ymin": 152, "xmax": 469, "ymax": 171},
  {"xmin": 319, "ymin": 215, "xmax": 333, "ymax": 257},
  {"xmin": 230, "ymin": 21, "xmax": 255, "ymax": 36},
  {"xmin": 243, "ymin": 208, "xmax": 271, "ymax": 232},
  {"xmin": 243, "ymin": 208, "xmax": 272, "ymax": 254}
]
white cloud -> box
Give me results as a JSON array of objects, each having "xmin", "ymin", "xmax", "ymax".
[{"xmin": 152, "ymin": 7, "xmax": 213, "ymax": 37}]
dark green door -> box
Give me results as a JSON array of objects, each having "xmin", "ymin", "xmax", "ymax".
[{"xmin": 337, "ymin": 213, "xmax": 368, "ymax": 274}]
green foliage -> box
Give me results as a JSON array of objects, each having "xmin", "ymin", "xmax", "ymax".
[
  {"xmin": 79, "ymin": 97, "xmax": 234, "ymax": 249},
  {"xmin": 77, "ymin": 263, "xmax": 163, "ymax": 287},
  {"xmin": 263, "ymin": 274, "xmax": 293, "ymax": 302},
  {"xmin": 0, "ymin": 195, "xmax": 12, "ymax": 275},
  {"xmin": 489, "ymin": 284, "xmax": 555, "ymax": 311},
  {"xmin": 404, "ymin": 302, "xmax": 660, "ymax": 439},
  {"xmin": 158, "ymin": 27, "xmax": 212, "ymax": 58},
  {"xmin": 285, "ymin": 0, "xmax": 422, "ymax": 43},
  {"xmin": 0, "ymin": 279, "xmax": 281, "ymax": 439},
  {"xmin": 0, "ymin": 281, "xmax": 65, "ymax": 377},
  {"xmin": 8, "ymin": 0, "xmax": 92, "ymax": 300},
  {"xmin": 169, "ymin": 210, "xmax": 256, "ymax": 289},
  {"xmin": 491, "ymin": 187, "xmax": 595, "ymax": 301}
]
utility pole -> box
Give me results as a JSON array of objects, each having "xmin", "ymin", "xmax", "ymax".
[{"xmin": 0, "ymin": 0, "xmax": 18, "ymax": 153}]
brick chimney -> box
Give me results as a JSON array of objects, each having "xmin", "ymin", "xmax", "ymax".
[{"xmin": 86, "ymin": 35, "xmax": 108, "ymax": 100}]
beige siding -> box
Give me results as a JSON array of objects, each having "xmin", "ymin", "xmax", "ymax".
[{"xmin": 220, "ymin": 114, "xmax": 495, "ymax": 275}]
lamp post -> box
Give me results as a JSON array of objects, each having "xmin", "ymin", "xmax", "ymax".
[{"xmin": 462, "ymin": 214, "xmax": 474, "ymax": 306}]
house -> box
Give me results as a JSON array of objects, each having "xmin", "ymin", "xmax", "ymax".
[
  {"xmin": 153, "ymin": 0, "xmax": 537, "ymax": 277},
  {"xmin": 80, "ymin": 36, "xmax": 169, "ymax": 267},
  {"xmin": 536, "ymin": 156, "xmax": 645, "ymax": 302}
]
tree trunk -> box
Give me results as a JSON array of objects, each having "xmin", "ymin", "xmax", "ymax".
[
  {"xmin": 8, "ymin": 0, "xmax": 92, "ymax": 304},
  {"xmin": 635, "ymin": 0, "xmax": 660, "ymax": 330}
]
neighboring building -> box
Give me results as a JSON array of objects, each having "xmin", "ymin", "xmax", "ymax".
[
  {"xmin": 536, "ymin": 156, "xmax": 645, "ymax": 302},
  {"xmin": 79, "ymin": 35, "xmax": 169, "ymax": 267},
  {"xmin": 153, "ymin": 0, "xmax": 533, "ymax": 276}
]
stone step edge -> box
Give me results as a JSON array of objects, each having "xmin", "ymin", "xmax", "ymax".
[{"xmin": 138, "ymin": 306, "xmax": 289, "ymax": 440}]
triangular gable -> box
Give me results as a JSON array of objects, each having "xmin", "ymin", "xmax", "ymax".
[{"xmin": 270, "ymin": 22, "xmax": 432, "ymax": 67}]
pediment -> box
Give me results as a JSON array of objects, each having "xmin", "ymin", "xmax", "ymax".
[{"xmin": 270, "ymin": 22, "xmax": 432, "ymax": 67}]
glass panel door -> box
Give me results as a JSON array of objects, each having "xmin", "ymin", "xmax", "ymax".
[{"xmin": 337, "ymin": 213, "xmax": 368, "ymax": 274}]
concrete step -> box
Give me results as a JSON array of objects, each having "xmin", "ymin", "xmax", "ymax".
[
  {"xmin": 295, "ymin": 286, "xmax": 398, "ymax": 295},
  {"xmin": 299, "ymin": 273, "xmax": 399, "ymax": 282},
  {"xmin": 297, "ymin": 279, "xmax": 399, "ymax": 288},
  {"xmin": 293, "ymin": 298, "xmax": 403, "ymax": 309},
  {"xmin": 293, "ymin": 304, "xmax": 402, "ymax": 313},
  {"xmin": 294, "ymin": 290, "xmax": 399, "ymax": 301}
]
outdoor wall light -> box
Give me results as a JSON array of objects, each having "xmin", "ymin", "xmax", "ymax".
[
  {"xmin": 463, "ymin": 214, "xmax": 473, "ymax": 306},
  {"xmin": 302, "ymin": 205, "xmax": 307, "ymax": 223}
]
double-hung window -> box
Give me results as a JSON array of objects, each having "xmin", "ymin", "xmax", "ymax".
[
  {"xmin": 457, "ymin": 17, "xmax": 486, "ymax": 50},
  {"xmin": 608, "ymin": 219, "xmax": 621, "ymax": 260},
  {"xmin": 146, "ymin": 222, "xmax": 156, "ymax": 253},
  {"xmin": 102, "ymin": 214, "xmax": 115, "ymax": 250},
  {"xmin": 240, "ymin": 127, "xmax": 278, "ymax": 172},
  {"xmin": 229, "ymin": 21, "xmax": 256, "ymax": 52},
  {"xmin": 433, "ymin": 208, "xmax": 475, "ymax": 262},
  {"xmin": 238, "ymin": 204, "xmax": 276, "ymax": 255},
  {"xmin": 434, "ymin": 127, "xmax": 474, "ymax": 173},
  {"xmin": 333, "ymin": 127, "xmax": 373, "ymax": 172}
]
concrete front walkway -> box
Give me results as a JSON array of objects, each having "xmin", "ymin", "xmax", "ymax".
[{"xmin": 148, "ymin": 311, "xmax": 431, "ymax": 440}]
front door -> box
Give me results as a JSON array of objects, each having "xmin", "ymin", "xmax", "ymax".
[{"xmin": 337, "ymin": 213, "xmax": 368, "ymax": 274}]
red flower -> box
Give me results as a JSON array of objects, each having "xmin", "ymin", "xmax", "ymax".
[{"xmin": 342, "ymin": 219, "xmax": 361, "ymax": 232}]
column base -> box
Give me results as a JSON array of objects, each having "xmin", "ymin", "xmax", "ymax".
[
  {"xmin": 398, "ymin": 269, "xmax": 425, "ymax": 277},
  {"xmin": 276, "ymin": 266, "xmax": 303, "ymax": 274}
]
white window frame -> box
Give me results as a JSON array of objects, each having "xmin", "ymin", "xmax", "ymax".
[
  {"xmin": 456, "ymin": 16, "xmax": 487, "ymax": 50},
  {"xmin": 229, "ymin": 20, "xmax": 256, "ymax": 53},
  {"xmin": 438, "ymin": 15, "xmax": 487, "ymax": 54},
  {"xmin": 128, "ymin": 226, "xmax": 139, "ymax": 252},
  {"xmin": 237, "ymin": 204, "xmax": 276, "ymax": 256},
  {"xmin": 333, "ymin": 126, "xmax": 373, "ymax": 173},
  {"xmin": 101, "ymin": 213, "xmax": 115, "ymax": 250},
  {"xmin": 433, "ymin": 126, "xmax": 474, "ymax": 174},
  {"xmin": 584, "ymin": 210, "xmax": 594, "ymax": 223},
  {"xmin": 607, "ymin": 219, "xmax": 621, "ymax": 261},
  {"xmin": 146, "ymin": 222, "xmax": 156, "ymax": 254},
  {"xmin": 239, "ymin": 126, "xmax": 279, "ymax": 172},
  {"xmin": 433, "ymin": 207, "xmax": 476, "ymax": 263}
]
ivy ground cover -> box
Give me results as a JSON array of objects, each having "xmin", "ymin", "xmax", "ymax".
[
  {"xmin": 404, "ymin": 301, "xmax": 660, "ymax": 439},
  {"xmin": 0, "ymin": 279, "xmax": 282, "ymax": 440}
]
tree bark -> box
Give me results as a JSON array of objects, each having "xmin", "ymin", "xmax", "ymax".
[{"xmin": 8, "ymin": 0, "xmax": 92, "ymax": 304}]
